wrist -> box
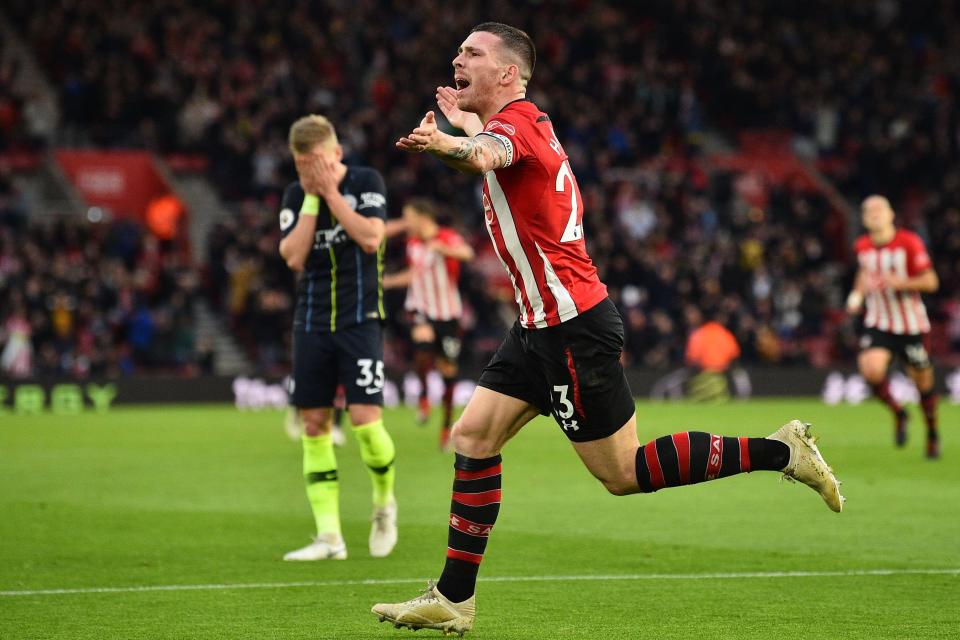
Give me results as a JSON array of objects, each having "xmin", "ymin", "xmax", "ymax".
[
  {"xmin": 300, "ymin": 194, "xmax": 320, "ymax": 217},
  {"xmin": 846, "ymin": 290, "xmax": 863, "ymax": 310},
  {"xmin": 320, "ymin": 186, "xmax": 342, "ymax": 203}
]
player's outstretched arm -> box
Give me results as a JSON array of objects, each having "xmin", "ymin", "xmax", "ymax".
[{"xmin": 397, "ymin": 111, "xmax": 509, "ymax": 175}]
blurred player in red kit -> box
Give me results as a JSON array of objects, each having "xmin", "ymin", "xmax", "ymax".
[
  {"xmin": 847, "ymin": 195, "xmax": 941, "ymax": 458},
  {"xmin": 385, "ymin": 199, "xmax": 474, "ymax": 448}
]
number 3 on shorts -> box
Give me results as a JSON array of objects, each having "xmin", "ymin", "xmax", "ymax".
[
  {"xmin": 356, "ymin": 358, "xmax": 385, "ymax": 393},
  {"xmin": 552, "ymin": 385, "xmax": 574, "ymax": 419}
]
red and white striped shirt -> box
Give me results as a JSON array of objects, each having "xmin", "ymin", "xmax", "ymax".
[
  {"xmin": 855, "ymin": 229, "xmax": 932, "ymax": 335},
  {"xmin": 479, "ymin": 100, "xmax": 607, "ymax": 329},
  {"xmin": 405, "ymin": 228, "xmax": 464, "ymax": 321}
]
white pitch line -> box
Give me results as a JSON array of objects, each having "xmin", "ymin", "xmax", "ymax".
[{"xmin": 2, "ymin": 568, "xmax": 957, "ymax": 598}]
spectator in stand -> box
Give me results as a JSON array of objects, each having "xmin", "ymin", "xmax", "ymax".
[
  {"xmin": 685, "ymin": 307, "xmax": 741, "ymax": 402},
  {"xmin": 0, "ymin": 216, "xmax": 200, "ymax": 379},
  {"xmin": 5, "ymin": 0, "xmax": 958, "ymax": 370}
]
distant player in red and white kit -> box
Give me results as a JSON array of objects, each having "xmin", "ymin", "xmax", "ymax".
[
  {"xmin": 385, "ymin": 198, "xmax": 475, "ymax": 447},
  {"xmin": 373, "ymin": 23, "xmax": 843, "ymax": 635},
  {"xmin": 847, "ymin": 195, "xmax": 941, "ymax": 458}
]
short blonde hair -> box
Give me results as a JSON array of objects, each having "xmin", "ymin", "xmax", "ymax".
[{"xmin": 288, "ymin": 114, "xmax": 338, "ymax": 154}]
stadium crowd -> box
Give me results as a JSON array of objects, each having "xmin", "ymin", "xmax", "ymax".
[
  {"xmin": 0, "ymin": 193, "xmax": 206, "ymax": 379},
  {"xmin": 2, "ymin": 0, "xmax": 959, "ymax": 376}
]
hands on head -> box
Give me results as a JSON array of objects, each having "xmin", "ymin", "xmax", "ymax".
[{"xmin": 296, "ymin": 154, "xmax": 339, "ymax": 196}]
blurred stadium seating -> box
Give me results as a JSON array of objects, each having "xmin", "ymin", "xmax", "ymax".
[{"xmin": 1, "ymin": 0, "xmax": 958, "ymax": 382}]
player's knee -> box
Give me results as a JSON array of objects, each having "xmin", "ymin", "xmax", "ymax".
[
  {"xmin": 600, "ymin": 474, "xmax": 638, "ymax": 496},
  {"xmin": 437, "ymin": 360, "xmax": 457, "ymax": 378},
  {"xmin": 349, "ymin": 405, "xmax": 381, "ymax": 426},
  {"xmin": 449, "ymin": 419, "xmax": 497, "ymax": 458},
  {"xmin": 301, "ymin": 409, "xmax": 332, "ymax": 436},
  {"xmin": 858, "ymin": 361, "xmax": 884, "ymax": 382}
]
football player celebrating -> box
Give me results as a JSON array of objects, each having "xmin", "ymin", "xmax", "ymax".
[{"xmin": 373, "ymin": 23, "xmax": 843, "ymax": 635}]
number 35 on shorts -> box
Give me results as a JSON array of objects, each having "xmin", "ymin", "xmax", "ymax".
[{"xmin": 356, "ymin": 359, "xmax": 385, "ymax": 395}]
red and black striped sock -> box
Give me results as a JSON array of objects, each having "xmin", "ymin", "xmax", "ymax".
[
  {"xmin": 635, "ymin": 432, "xmax": 789, "ymax": 493},
  {"xmin": 436, "ymin": 453, "xmax": 501, "ymax": 603},
  {"xmin": 870, "ymin": 378, "xmax": 904, "ymax": 416},
  {"xmin": 920, "ymin": 391, "xmax": 939, "ymax": 441}
]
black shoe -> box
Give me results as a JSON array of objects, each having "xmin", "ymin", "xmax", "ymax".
[
  {"xmin": 926, "ymin": 436, "xmax": 940, "ymax": 460},
  {"xmin": 895, "ymin": 410, "xmax": 908, "ymax": 448}
]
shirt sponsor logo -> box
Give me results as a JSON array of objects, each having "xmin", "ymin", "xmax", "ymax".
[
  {"xmin": 358, "ymin": 192, "xmax": 386, "ymax": 210},
  {"xmin": 314, "ymin": 224, "xmax": 348, "ymax": 249}
]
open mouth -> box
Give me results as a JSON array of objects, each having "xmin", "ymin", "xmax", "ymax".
[{"xmin": 454, "ymin": 77, "xmax": 470, "ymax": 90}]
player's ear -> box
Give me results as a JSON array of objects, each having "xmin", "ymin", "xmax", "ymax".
[
  {"xmin": 334, "ymin": 144, "xmax": 344, "ymax": 161},
  {"xmin": 501, "ymin": 64, "xmax": 518, "ymax": 85}
]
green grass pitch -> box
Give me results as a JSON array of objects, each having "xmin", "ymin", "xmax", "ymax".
[{"xmin": 1, "ymin": 400, "xmax": 958, "ymax": 639}]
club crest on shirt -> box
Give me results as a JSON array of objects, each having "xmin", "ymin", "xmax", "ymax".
[{"xmin": 343, "ymin": 194, "xmax": 358, "ymax": 211}]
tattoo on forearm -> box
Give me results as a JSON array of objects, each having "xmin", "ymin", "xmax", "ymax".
[
  {"xmin": 448, "ymin": 138, "xmax": 479, "ymax": 161},
  {"xmin": 445, "ymin": 136, "xmax": 509, "ymax": 170}
]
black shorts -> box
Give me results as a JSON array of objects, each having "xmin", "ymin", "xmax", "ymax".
[
  {"xmin": 291, "ymin": 321, "xmax": 384, "ymax": 408},
  {"xmin": 413, "ymin": 314, "xmax": 463, "ymax": 362},
  {"xmin": 860, "ymin": 328, "xmax": 932, "ymax": 369},
  {"xmin": 477, "ymin": 298, "xmax": 635, "ymax": 443}
]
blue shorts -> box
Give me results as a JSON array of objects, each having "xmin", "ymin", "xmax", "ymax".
[{"xmin": 290, "ymin": 321, "xmax": 384, "ymax": 408}]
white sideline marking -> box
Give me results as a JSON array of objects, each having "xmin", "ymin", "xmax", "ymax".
[{"xmin": 2, "ymin": 568, "xmax": 957, "ymax": 597}]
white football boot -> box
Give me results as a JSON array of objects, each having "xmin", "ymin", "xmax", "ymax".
[
  {"xmin": 768, "ymin": 419, "xmax": 845, "ymax": 512},
  {"xmin": 284, "ymin": 407, "xmax": 304, "ymax": 441},
  {"xmin": 283, "ymin": 532, "xmax": 347, "ymax": 561},
  {"xmin": 372, "ymin": 581, "xmax": 475, "ymax": 636},
  {"xmin": 331, "ymin": 423, "xmax": 347, "ymax": 447},
  {"xmin": 369, "ymin": 501, "xmax": 398, "ymax": 558}
]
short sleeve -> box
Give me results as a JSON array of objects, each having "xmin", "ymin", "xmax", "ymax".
[
  {"xmin": 279, "ymin": 182, "xmax": 304, "ymax": 239},
  {"xmin": 355, "ymin": 170, "xmax": 388, "ymax": 220},
  {"xmin": 906, "ymin": 233, "xmax": 933, "ymax": 276},
  {"xmin": 478, "ymin": 114, "xmax": 528, "ymax": 168}
]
